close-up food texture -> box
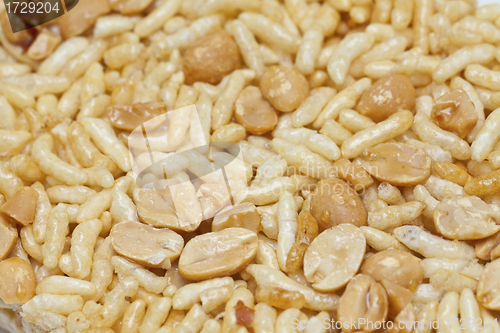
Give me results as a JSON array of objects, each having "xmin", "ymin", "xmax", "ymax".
[{"xmin": 1, "ymin": 0, "xmax": 500, "ymax": 332}]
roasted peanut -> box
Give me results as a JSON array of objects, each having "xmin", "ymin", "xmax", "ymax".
[
  {"xmin": 234, "ymin": 86, "xmax": 278, "ymax": 135},
  {"xmin": 260, "ymin": 66, "xmax": 309, "ymax": 112},
  {"xmin": 434, "ymin": 196, "xmax": 500, "ymax": 240},
  {"xmin": 0, "ymin": 187, "xmax": 38, "ymax": 226},
  {"xmin": 110, "ymin": 221, "xmax": 184, "ymax": 269},
  {"xmin": 303, "ymin": 223, "xmax": 366, "ymax": 292},
  {"xmin": 357, "ymin": 74, "xmax": 416, "ymax": 122},
  {"xmin": 57, "ymin": 0, "xmax": 111, "ymax": 39},
  {"xmin": 134, "ymin": 189, "xmax": 188, "ymax": 231},
  {"xmin": 380, "ymin": 279, "xmax": 414, "ymax": 319},
  {"xmin": 0, "ymin": 216, "xmax": 17, "ymax": 260},
  {"xmin": 431, "ymin": 89, "xmax": 478, "ymax": 139},
  {"xmin": 388, "ymin": 303, "xmax": 416, "ymax": 333},
  {"xmin": 183, "ymin": 32, "xmax": 242, "ymax": 85},
  {"xmin": 178, "ymin": 228, "xmax": 258, "ymax": 281},
  {"xmin": 476, "ymin": 259, "xmax": 500, "ymax": 311},
  {"xmin": 492, "ymin": 244, "xmax": 500, "ymax": 261},
  {"xmin": 285, "ymin": 210, "xmax": 319, "ymax": 274},
  {"xmin": 476, "ymin": 232, "xmax": 500, "ymax": 261},
  {"xmin": 309, "ymin": 177, "xmax": 367, "ymax": 231},
  {"xmin": 0, "ymin": 257, "xmax": 36, "ymax": 304},
  {"xmin": 212, "ymin": 203, "xmax": 261, "ymax": 233},
  {"xmin": 338, "ymin": 274, "xmax": 389, "ymax": 333},
  {"xmin": 332, "ymin": 158, "xmax": 374, "ymax": 190},
  {"xmin": 108, "ymin": 102, "xmax": 166, "ymax": 131},
  {"xmin": 359, "ymin": 142, "xmax": 432, "ymax": 186},
  {"xmin": 361, "ymin": 249, "xmax": 424, "ymax": 291},
  {"xmin": 0, "ymin": 12, "xmax": 34, "ymax": 45}
]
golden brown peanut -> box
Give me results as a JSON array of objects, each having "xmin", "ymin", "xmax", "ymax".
[
  {"xmin": 309, "ymin": 177, "xmax": 367, "ymax": 231},
  {"xmin": 0, "ymin": 12, "xmax": 34, "ymax": 45},
  {"xmin": 134, "ymin": 189, "xmax": 187, "ymax": 231},
  {"xmin": 0, "ymin": 216, "xmax": 17, "ymax": 260},
  {"xmin": 381, "ymin": 279, "xmax": 414, "ymax": 320},
  {"xmin": 110, "ymin": 221, "xmax": 184, "ymax": 269},
  {"xmin": 0, "ymin": 257, "xmax": 36, "ymax": 304},
  {"xmin": 304, "ymin": 223, "xmax": 366, "ymax": 292},
  {"xmin": 433, "ymin": 161, "xmax": 471, "ymax": 187},
  {"xmin": 234, "ymin": 86, "xmax": 278, "ymax": 135},
  {"xmin": 388, "ymin": 303, "xmax": 416, "ymax": 333},
  {"xmin": 110, "ymin": 0, "xmax": 154, "ymax": 14},
  {"xmin": 475, "ymin": 232, "xmax": 500, "ymax": 261},
  {"xmin": 260, "ymin": 66, "xmax": 309, "ymax": 112},
  {"xmin": 464, "ymin": 169, "xmax": 500, "ymax": 196},
  {"xmin": 492, "ymin": 244, "xmax": 500, "ymax": 261},
  {"xmin": 257, "ymin": 287, "xmax": 306, "ymax": 309},
  {"xmin": 361, "ymin": 249, "xmax": 424, "ymax": 291},
  {"xmin": 57, "ymin": 0, "xmax": 111, "ymax": 39},
  {"xmin": 183, "ymin": 32, "xmax": 242, "ymax": 85},
  {"xmin": 285, "ymin": 210, "xmax": 319, "ymax": 273},
  {"xmin": 212, "ymin": 203, "xmax": 261, "ymax": 233},
  {"xmin": 179, "ymin": 228, "xmax": 258, "ymax": 281},
  {"xmin": 332, "ymin": 158, "xmax": 374, "ymax": 190},
  {"xmin": 338, "ymin": 274, "xmax": 389, "ymax": 332},
  {"xmin": 108, "ymin": 102, "xmax": 166, "ymax": 131},
  {"xmin": 0, "ymin": 187, "xmax": 38, "ymax": 226},
  {"xmin": 434, "ymin": 196, "xmax": 500, "ymax": 240},
  {"xmin": 431, "ymin": 89, "xmax": 478, "ymax": 139},
  {"xmin": 359, "ymin": 142, "xmax": 432, "ymax": 186},
  {"xmin": 357, "ymin": 74, "xmax": 416, "ymax": 122},
  {"xmin": 477, "ymin": 259, "xmax": 500, "ymax": 310}
]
